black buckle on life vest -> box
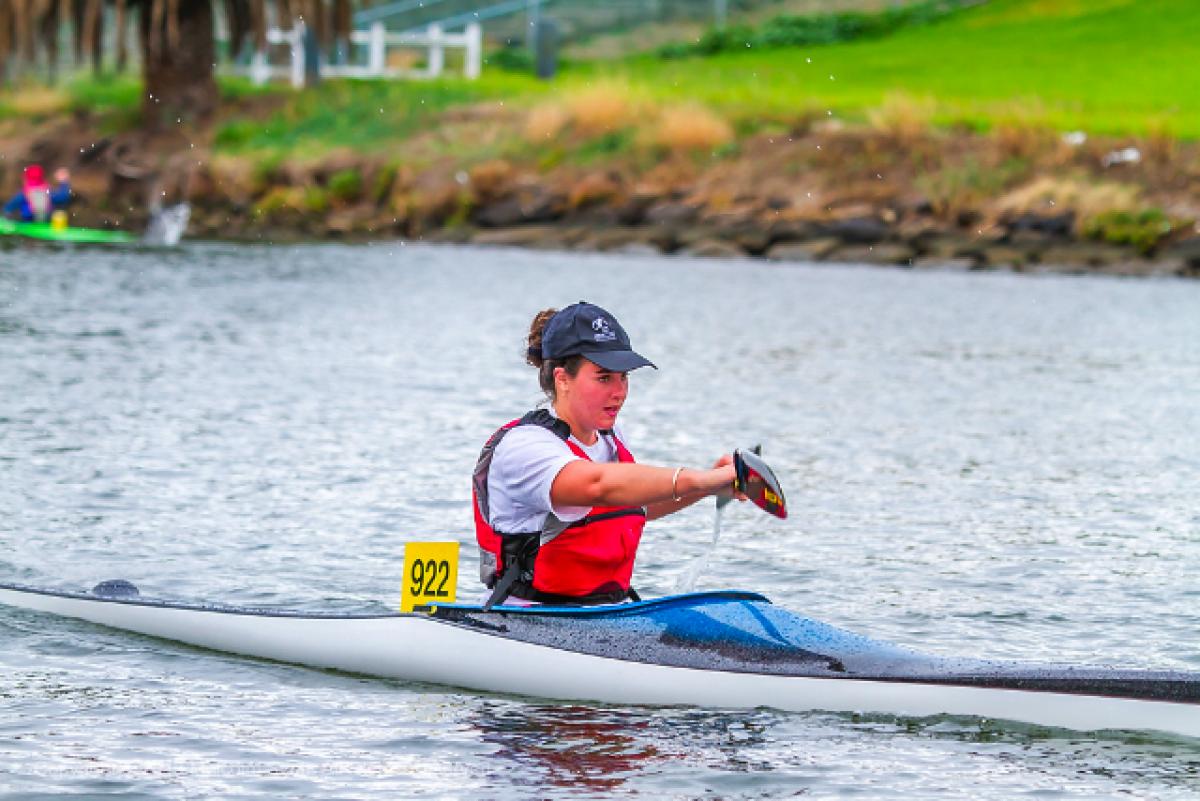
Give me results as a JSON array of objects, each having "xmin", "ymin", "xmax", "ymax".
[{"xmin": 483, "ymin": 532, "xmax": 540, "ymax": 611}]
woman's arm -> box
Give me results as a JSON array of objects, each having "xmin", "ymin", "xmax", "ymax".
[
  {"xmin": 644, "ymin": 454, "xmax": 738, "ymax": 521},
  {"xmin": 550, "ymin": 458, "xmax": 735, "ymax": 512}
]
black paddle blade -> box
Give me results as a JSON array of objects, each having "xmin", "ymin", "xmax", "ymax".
[{"xmin": 734, "ymin": 448, "xmax": 787, "ymax": 519}]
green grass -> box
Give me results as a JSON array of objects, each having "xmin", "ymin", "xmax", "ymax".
[
  {"xmin": 44, "ymin": 71, "xmax": 543, "ymax": 157},
  {"xmin": 67, "ymin": 75, "xmax": 142, "ymax": 112},
  {"xmin": 573, "ymin": 0, "xmax": 1200, "ymax": 138},
  {"xmin": 211, "ymin": 73, "xmax": 543, "ymax": 157}
]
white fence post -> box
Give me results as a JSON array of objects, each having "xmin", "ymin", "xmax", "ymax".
[
  {"xmin": 369, "ymin": 22, "xmax": 386, "ymax": 75},
  {"xmin": 250, "ymin": 50, "xmax": 269, "ymax": 85},
  {"xmin": 290, "ymin": 22, "xmax": 306, "ymax": 88},
  {"xmin": 427, "ymin": 24, "xmax": 444, "ymax": 78},
  {"xmin": 464, "ymin": 23, "xmax": 481, "ymax": 80}
]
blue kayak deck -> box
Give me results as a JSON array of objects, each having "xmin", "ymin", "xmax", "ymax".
[{"xmin": 430, "ymin": 591, "xmax": 1200, "ymax": 704}]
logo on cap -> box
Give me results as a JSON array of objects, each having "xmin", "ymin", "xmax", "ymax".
[{"xmin": 591, "ymin": 317, "xmax": 617, "ymax": 342}]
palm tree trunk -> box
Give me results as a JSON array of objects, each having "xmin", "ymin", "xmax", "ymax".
[{"xmin": 140, "ymin": 0, "xmax": 218, "ymax": 130}]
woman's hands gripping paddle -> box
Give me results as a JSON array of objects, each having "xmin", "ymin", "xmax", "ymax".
[{"xmin": 716, "ymin": 446, "xmax": 788, "ymax": 519}]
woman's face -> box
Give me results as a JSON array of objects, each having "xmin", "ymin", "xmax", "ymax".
[{"xmin": 556, "ymin": 359, "xmax": 629, "ymax": 437}]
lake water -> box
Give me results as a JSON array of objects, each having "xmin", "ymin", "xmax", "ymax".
[{"xmin": 2, "ymin": 242, "xmax": 1198, "ymax": 799}]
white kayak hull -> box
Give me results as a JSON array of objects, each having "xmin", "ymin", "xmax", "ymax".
[{"xmin": 1, "ymin": 583, "xmax": 1197, "ymax": 738}]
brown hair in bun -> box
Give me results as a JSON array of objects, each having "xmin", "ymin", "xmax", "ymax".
[{"xmin": 526, "ymin": 307, "xmax": 583, "ymax": 399}]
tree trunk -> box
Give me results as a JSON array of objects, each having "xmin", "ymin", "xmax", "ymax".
[{"xmin": 140, "ymin": 0, "xmax": 218, "ymax": 130}]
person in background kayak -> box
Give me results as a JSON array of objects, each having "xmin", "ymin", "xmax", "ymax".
[
  {"xmin": 3, "ymin": 165, "xmax": 72, "ymax": 222},
  {"xmin": 473, "ymin": 301, "xmax": 742, "ymax": 607}
]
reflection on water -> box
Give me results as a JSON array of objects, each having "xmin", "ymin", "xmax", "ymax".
[
  {"xmin": 477, "ymin": 704, "xmax": 665, "ymax": 794},
  {"xmin": 2, "ymin": 242, "xmax": 1199, "ymax": 799}
]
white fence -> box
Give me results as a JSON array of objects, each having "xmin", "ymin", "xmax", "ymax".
[{"xmin": 245, "ymin": 21, "xmax": 482, "ymax": 87}]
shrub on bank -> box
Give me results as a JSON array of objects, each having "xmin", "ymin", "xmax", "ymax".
[
  {"xmin": 372, "ymin": 163, "xmax": 400, "ymax": 204},
  {"xmin": 328, "ymin": 169, "xmax": 364, "ymax": 203},
  {"xmin": 303, "ymin": 187, "xmax": 330, "ymax": 214},
  {"xmin": 1083, "ymin": 209, "xmax": 1178, "ymax": 254},
  {"xmin": 657, "ymin": 0, "xmax": 974, "ymax": 59}
]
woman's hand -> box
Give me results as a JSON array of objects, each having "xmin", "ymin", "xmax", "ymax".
[{"xmin": 711, "ymin": 454, "xmax": 748, "ymax": 503}]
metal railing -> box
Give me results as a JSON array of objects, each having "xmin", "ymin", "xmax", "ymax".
[
  {"xmin": 350, "ymin": 0, "xmax": 795, "ymax": 44},
  {"xmin": 240, "ymin": 21, "xmax": 483, "ymax": 87}
]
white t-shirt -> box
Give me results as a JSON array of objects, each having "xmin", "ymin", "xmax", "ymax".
[{"xmin": 486, "ymin": 413, "xmax": 628, "ymax": 537}]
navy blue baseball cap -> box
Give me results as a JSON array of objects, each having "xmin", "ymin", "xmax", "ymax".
[{"xmin": 541, "ymin": 302, "xmax": 657, "ymax": 372}]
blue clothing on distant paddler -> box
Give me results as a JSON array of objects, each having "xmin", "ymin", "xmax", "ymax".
[{"xmin": 4, "ymin": 165, "xmax": 72, "ymax": 222}]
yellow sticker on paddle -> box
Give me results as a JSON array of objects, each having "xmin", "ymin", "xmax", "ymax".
[{"xmin": 400, "ymin": 541, "xmax": 459, "ymax": 613}]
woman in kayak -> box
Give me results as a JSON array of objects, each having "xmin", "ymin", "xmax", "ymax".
[
  {"xmin": 473, "ymin": 301, "xmax": 740, "ymax": 607},
  {"xmin": 3, "ymin": 165, "xmax": 72, "ymax": 222}
]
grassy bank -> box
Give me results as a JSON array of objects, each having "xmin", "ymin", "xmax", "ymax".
[
  {"xmin": 4, "ymin": 0, "xmax": 1187, "ymax": 162},
  {"xmin": 584, "ymin": 0, "xmax": 1198, "ymax": 137}
]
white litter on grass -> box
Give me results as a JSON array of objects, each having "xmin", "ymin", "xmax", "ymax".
[
  {"xmin": 1102, "ymin": 146, "xmax": 1141, "ymax": 167},
  {"xmin": 1062, "ymin": 131, "xmax": 1087, "ymax": 146}
]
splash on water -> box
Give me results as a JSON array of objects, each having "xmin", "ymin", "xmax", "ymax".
[
  {"xmin": 143, "ymin": 202, "xmax": 191, "ymax": 246},
  {"xmin": 675, "ymin": 505, "xmax": 725, "ymax": 594}
]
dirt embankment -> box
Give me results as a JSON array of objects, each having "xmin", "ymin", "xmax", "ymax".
[{"xmin": 6, "ymin": 110, "xmax": 1200, "ymax": 278}]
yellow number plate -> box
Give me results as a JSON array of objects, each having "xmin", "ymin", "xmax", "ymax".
[{"xmin": 400, "ymin": 541, "xmax": 459, "ymax": 613}]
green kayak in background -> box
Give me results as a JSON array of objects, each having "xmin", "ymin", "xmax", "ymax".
[{"xmin": 0, "ymin": 217, "xmax": 136, "ymax": 244}]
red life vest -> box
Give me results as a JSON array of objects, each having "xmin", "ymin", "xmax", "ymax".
[{"xmin": 473, "ymin": 410, "xmax": 646, "ymax": 606}]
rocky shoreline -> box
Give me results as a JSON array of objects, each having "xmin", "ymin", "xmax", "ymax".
[
  {"xmin": 182, "ymin": 155, "xmax": 1200, "ymax": 279},
  {"xmin": 424, "ymin": 206, "xmax": 1200, "ymax": 279},
  {"xmin": 8, "ymin": 118, "xmax": 1200, "ymax": 278}
]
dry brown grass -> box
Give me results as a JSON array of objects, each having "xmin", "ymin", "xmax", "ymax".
[
  {"xmin": 567, "ymin": 172, "xmax": 621, "ymax": 209},
  {"xmin": 1141, "ymin": 118, "xmax": 1180, "ymax": 165},
  {"xmin": 995, "ymin": 176, "xmax": 1141, "ymax": 224},
  {"xmin": 467, "ymin": 159, "xmax": 515, "ymax": 199},
  {"xmin": 523, "ymin": 103, "xmax": 570, "ymax": 143},
  {"xmin": 386, "ymin": 50, "xmax": 423, "ymax": 71},
  {"xmin": 866, "ymin": 92, "xmax": 936, "ymax": 143},
  {"xmin": 564, "ymin": 81, "xmax": 642, "ymax": 137},
  {"xmin": 4, "ymin": 85, "xmax": 68, "ymax": 117},
  {"xmin": 992, "ymin": 124, "xmax": 1059, "ymax": 161},
  {"xmin": 648, "ymin": 104, "xmax": 734, "ymax": 153}
]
